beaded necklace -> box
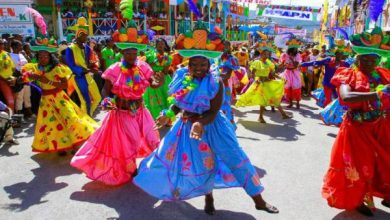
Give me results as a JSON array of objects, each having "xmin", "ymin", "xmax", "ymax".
[
  {"xmin": 156, "ymin": 52, "xmax": 169, "ymax": 67},
  {"xmin": 167, "ymin": 74, "xmax": 199, "ymax": 105},
  {"xmin": 120, "ymin": 60, "xmax": 141, "ymax": 91}
]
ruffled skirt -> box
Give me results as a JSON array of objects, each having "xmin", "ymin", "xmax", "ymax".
[
  {"xmin": 236, "ymin": 80, "xmax": 284, "ymax": 107},
  {"xmin": 71, "ymin": 107, "xmax": 160, "ymax": 186},
  {"xmin": 322, "ymin": 114, "xmax": 390, "ymax": 210},
  {"xmin": 133, "ymin": 112, "xmax": 264, "ymax": 201}
]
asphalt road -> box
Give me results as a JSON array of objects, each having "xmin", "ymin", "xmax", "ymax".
[{"xmin": 1, "ymin": 98, "xmax": 389, "ymax": 220}]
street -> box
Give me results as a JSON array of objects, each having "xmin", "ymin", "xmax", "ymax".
[{"xmin": 1, "ymin": 98, "xmax": 389, "ymax": 220}]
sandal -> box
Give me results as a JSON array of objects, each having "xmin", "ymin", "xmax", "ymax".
[
  {"xmin": 256, "ymin": 203, "xmax": 279, "ymax": 214},
  {"xmin": 356, "ymin": 204, "xmax": 373, "ymax": 217},
  {"xmin": 382, "ymin": 200, "xmax": 390, "ymax": 208}
]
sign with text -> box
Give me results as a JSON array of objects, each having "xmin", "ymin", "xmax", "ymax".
[
  {"xmin": 0, "ymin": 3, "xmax": 32, "ymax": 22},
  {"xmin": 260, "ymin": 7, "xmax": 315, "ymax": 21},
  {"xmin": 0, "ymin": 3, "xmax": 34, "ymax": 36}
]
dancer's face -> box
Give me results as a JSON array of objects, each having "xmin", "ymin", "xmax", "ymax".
[
  {"xmin": 122, "ymin": 48, "xmax": 138, "ymax": 66},
  {"xmin": 189, "ymin": 56, "xmax": 210, "ymax": 78},
  {"xmin": 38, "ymin": 51, "xmax": 51, "ymax": 66},
  {"xmin": 358, "ymin": 55, "xmax": 378, "ymax": 74},
  {"xmin": 156, "ymin": 41, "xmax": 166, "ymax": 53}
]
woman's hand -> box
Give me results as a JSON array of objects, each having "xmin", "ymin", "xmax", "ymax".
[
  {"xmin": 154, "ymin": 115, "xmax": 170, "ymax": 130},
  {"xmin": 190, "ymin": 122, "xmax": 204, "ymax": 140}
]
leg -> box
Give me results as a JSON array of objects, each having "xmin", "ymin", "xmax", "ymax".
[
  {"xmin": 0, "ymin": 80, "xmax": 15, "ymax": 111},
  {"xmin": 74, "ymin": 75, "xmax": 92, "ymax": 115},
  {"xmin": 306, "ymin": 71, "xmax": 314, "ymax": 96},
  {"xmin": 277, "ymin": 106, "xmax": 291, "ymax": 119},
  {"xmin": 258, "ymin": 106, "xmax": 266, "ymax": 123},
  {"xmin": 14, "ymin": 89, "xmax": 24, "ymax": 114},
  {"xmin": 204, "ymin": 192, "xmax": 216, "ymax": 215},
  {"xmin": 23, "ymin": 85, "xmax": 33, "ymax": 118},
  {"xmin": 86, "ymin": 74, "xmax": 102, "ymax": 115},
  {"xmin": 323, "ymin": 86, "xmax": 333, "ymax": 107}
]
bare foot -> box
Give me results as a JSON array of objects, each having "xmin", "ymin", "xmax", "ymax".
[
  {"xmin": 282, "ymin": 114, "xmax": 292, "ymax": 119},
  {"xmin": 258, "ymin": 117, "xmax": 266, "ymax": 123}
]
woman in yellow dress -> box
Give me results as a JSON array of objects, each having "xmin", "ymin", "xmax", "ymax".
[
  {"xmin": 21, "ymin": 42, "xmax": 98, "ymax": 155},
  {"xmin": 236, "ymin": 46, "xmax": 291, "ymax": 123}
]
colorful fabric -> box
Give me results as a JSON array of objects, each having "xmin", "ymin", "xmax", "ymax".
[
  {"xmin": 234, "ymin": 51, "xmax": 249, "ymax": 66},
  {"xmin": 319, "ymin": 99, "xmax": 347, "ymax": 126},
  {"xmin": 250, "ymin": 59, "xmax": 275, "ymax": 78},
  {"xmin": 311, "ymin": 88, "xmax": 326, "ymax": 108},
  {"xmin": 280, "ymin": 53, "xmax": 302, "ymax": 90},
  {"xmin": 143, "ymin": 51, "xmax": 173, "ymax": 119},
  {"xmin": 101, "ymin": 47, "xmax": 116, "ymax": 69},
  {"xmin": 236, "ymin": 80, "xmax": 285, "ymax": 107},
  {"xmin": 65, "ymin": 43, "xmax": 101, "ymax": 115},
  {"xmin": 134, "ymin": 69, "xmax": 264, "ymax": 201},
  {"xmin": 0, "ymin": 51, "xmax": 15, "ymax": 79},
  {"xmin": 322, "ymin": 66, "xmax": 390, "ymax": 210},
  {"xmin": 221, "ymin": 82, "xmax": 236, "ymax": 129},
  {"xmin": 71, "ymin": 60, "xmax": 159, "ymax": 186},
  {"xmin": 21, "ymin": 63, "xmax": 97, "ymax": 152},
  {"xmin": 331, "ymin": 67, "xmax": 390, "ymax": 111}
]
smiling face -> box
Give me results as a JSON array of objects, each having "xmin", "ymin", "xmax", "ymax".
[
  {"xmin": 358, "ymin": 54, "xmax": 378, "ymax": 74},
  {"xmin": 38, "ymin": 51, "xmax": 51, "ymax": 66},
  {"xmin": 122, "ymin": 48, "xmax": 138, "ymax": 65},
  {"xmin": 189, "ymin": 56, "xmax": 210, "ymax": 78}
]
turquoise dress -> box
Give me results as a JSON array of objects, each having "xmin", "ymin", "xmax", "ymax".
[
  {"xmin": 134, "ymin": 68, "xmax": 264, "ymax": 200},
  {"xmin": 143, "ymin": 51, "xmax": 173, "ymax": 119}
]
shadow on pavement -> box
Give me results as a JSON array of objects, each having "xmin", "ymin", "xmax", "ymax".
[
  {"xmin": 332, "ymin": 209, "xmax": 390, "ymax": 220},
  {"xmin": 70, "ymin": 181, "xmax": 257, "ymax": 220},
  {"xmin": 237, "ymin": 118, "xmax": 304, "ymax": 141},
  {"xmin": 0, "ymin": 143, "xmax": 19, "ymax": 157},
  {"xmin": 2, "ymin": 153, "xmax": 77, "ymax": 211}
]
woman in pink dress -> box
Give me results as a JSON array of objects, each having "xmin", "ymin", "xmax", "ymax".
[
  {"xmin": 280, "ymin": 38, "xmax": 303, "ymax": 109},
  {"xmin": 71, "ymin": 42, "xmax": 163, "ymax": 186}
]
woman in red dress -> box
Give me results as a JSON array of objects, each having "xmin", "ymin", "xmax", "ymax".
[{"xmin": 322, "ymin": 28, "xmax": 390, "ymax": 216}]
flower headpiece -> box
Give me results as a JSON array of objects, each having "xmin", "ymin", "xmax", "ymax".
[
  {"xmin": 349, "ymin": 26, "xmax": 390, "ymax": 57},
  {"xmin": 175, "ymin": 21, "xmax": 225, "ymax": 59},
  {"xmin": 258, "ymin": 41, "xmax": 275, "ymax": 53},
  {"xmin": 111, "ymin": 0, "xmax": 149, "ymax": 51}
]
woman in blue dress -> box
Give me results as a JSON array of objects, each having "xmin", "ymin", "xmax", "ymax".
[{"xmin": 133, "ymin": 24, "xmax": 278, "ymax": 215}]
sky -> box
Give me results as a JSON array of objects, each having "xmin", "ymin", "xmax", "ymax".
[{"xmin": 270, "ymin": 0, "xmax": 336, "ymax": 7}]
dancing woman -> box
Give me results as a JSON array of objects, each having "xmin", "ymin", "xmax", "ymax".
[{"xmin": 134, "ymin": 24, "xmax": 279, "ymax": 215}]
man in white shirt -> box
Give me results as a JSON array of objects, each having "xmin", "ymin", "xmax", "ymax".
[{"xmin": 9, "ymin": 40, "xmax": 32, "ymax": 118}]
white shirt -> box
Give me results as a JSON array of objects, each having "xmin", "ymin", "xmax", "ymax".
[
  {"xmin": 308, "ymin": 54, "xmax": 320, "ymax": 72},
  {"xmin": 10, "ymin": 53, "xmax": 28, "ymax": 71}
]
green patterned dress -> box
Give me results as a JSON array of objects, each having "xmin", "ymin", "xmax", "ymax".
[{"xmin": 143, "ymin": 51, "xmax": 173, "ymax": 119}]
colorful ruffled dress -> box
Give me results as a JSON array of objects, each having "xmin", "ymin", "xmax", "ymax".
[
  {"xmin": 71, "ymin": 60, "xmax": 160, "ymax": 186},
  {"xmin": 21, "ymin": 63, "xmax": 98, "ymax": 152},
  {"xmin": 322, "ymin": 67, "xmax": 390, "ymax": 210},
  {"xmin": 236, "ymin": 59, "xmax": 284, "ymax": 107},
  {"xmin": 143, "ymin": 51, "xmax": 173, "ymax": 119},
  {"xmin": 134, "ymin": 68, "xmax": 264, "ymax": 200},
  {"xmin": 280, "ymin": 53, "xmax": 302, "ymax": 101}
]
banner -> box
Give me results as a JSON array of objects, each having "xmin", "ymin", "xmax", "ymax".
[
  {"xmin": 260, "ymin": 7, "xmax": 316, "ymax": 21},
  {"xmin": 275, "ymin": 26, "xmax": 307, "ymax": 37},
  {"xmin": 0, "ymin": 2, "xmax": 34, "ymax": 36},
  {"xmin": 0, "ymin": 3, "xmax": 32, "ymax": 22}
]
